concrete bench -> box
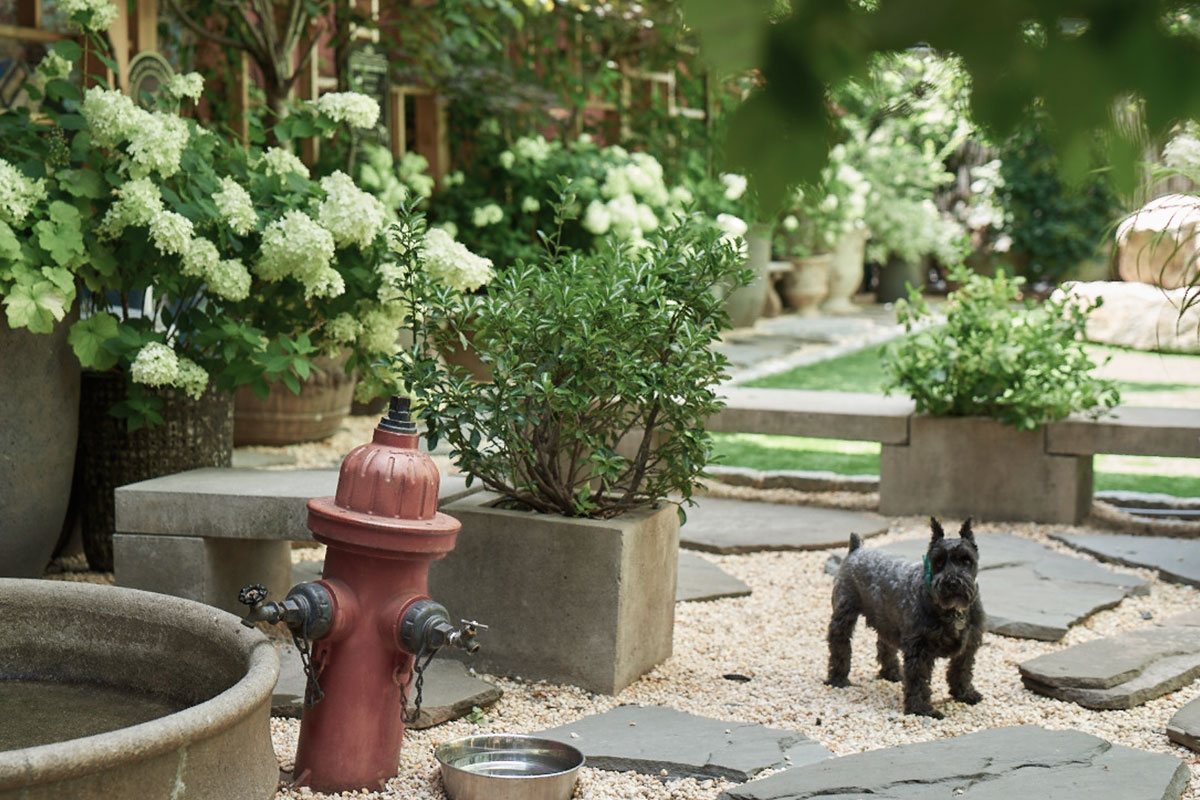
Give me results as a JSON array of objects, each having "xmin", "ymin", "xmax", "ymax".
[
  {"xmin": 711, "ymin": 388, "xmax": 1200, "ymax": 524},
  {"xmin": 114, "ymin": 468, "xmax": 478, "ymax": 614}
]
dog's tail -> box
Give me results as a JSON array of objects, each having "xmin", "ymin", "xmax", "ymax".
[{"xmin": 847, "ymin": 532, "xmax": 863, "ymax": 553}]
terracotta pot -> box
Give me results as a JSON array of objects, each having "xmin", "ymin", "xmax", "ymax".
[
  {"xmin": 233, "ymin": 351, "xmax": 355, "ymax": 445},
  {"xmin": 822, "ymin": 229, "xmax": 868, "ymax": 314},
  {"xmin": 78, "ymin": 371, "xmax": 234, "ymax": 571},
  {"xmin": 0, "ymin": 315, "xmax": 80, "ymax": 577},
  {"xmin": 779, "ymin": 254, "xmax": 832, "ymax": 316}
]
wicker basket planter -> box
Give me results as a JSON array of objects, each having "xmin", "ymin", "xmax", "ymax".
[
  {"xmin": 77, "ymin": 371, "xmax": 234, "ymax": 571},
  {"xmin": 233, "ymin": 352, "xmax": 355, "ymax": 445}
]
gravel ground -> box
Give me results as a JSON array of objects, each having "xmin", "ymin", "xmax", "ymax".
[{"xmin": 269, "ymin": 503, "xmax": 1200, "ymax": 800}]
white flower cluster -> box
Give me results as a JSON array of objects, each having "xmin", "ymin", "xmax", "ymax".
[
  {"xmin": 323, "ymin": 313, "xmax": 363, "ymax": 345},
  {"xmin": 472, "ymin": 203, "xmax": 504, "ymax": 227},
  {"xmin": 262, "ymin": 147, "xmax": 310, "ymax": 179},
  {"xmin": 97, "ymin": 177, "xmax": 162, "ymax": 238},
  {"xmin": 520, "ymin": 196, "xmax": 540, "ymax": 213},
  {"xmin": 498, "ymin": 151, "xmax": 516, "ymax": 170},
  {"xmin": 1165, "ymin": 124, "xmax": 1200, "ymax": 172},
  {"xmin": 398, "ymin": 153, "xmax": 435, "ymax": 198},
  {"xmin": 720, "ymin": 173, "xmax": 748, "ymax": 201},
  {"xmin": 512, "ymin": 135, "xmax": 555, "ymax": 164},
  {"xmin": 148, "ymin": 210, "xmax": 193, "ymax": 256},
  {"xmin": 600, "ymin": 151, "xmax": 669, "ymax": 206},
  {"xmin": 206, "ymin": 257, "xmax": 252, "ymax": 301},
  {"xmin": 255, "ymin": 210, "xmax": 341, "ymax": 299},
  {"xmin": 0, "ymin": 159, "xmax": 48, "ymax": 226},
  {"xmin": 317, "ymin": 171, "xmax": 389, "ymax": 250},
  {"xmin": 212, "ymin": 177, "xmax": 257, "ymax": 235},
  {"xmin": 165, "ymin": 72, "xmax": 204, "ymax": 101},
  {"xmin": 82, "ymin": 87, "xmax": 189, "ymax": 178},
  {"xmin": 36, "ymin": 51, "xmax": 73, "ymax": 82},
  {"xmin": 421, "ymin": 227, "xmax": 494, "ymax": 293},
  {"xmin": 357, "ymin": 307, "xmax": 405, "ymax": 354},
  {"xmin": 129, "ymin": 342, "xmax": 208, "ymax": 399},
  {"xmin": 58, "ymin": 0, "xmax": 118, "ymax": 32},
  {"xmin": 316, "ymin": 92, "xmax": 381, "ymax": 131}
]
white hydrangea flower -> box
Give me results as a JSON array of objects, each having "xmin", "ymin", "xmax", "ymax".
[
  {"xmin": 212, "ymin": 177, "xmax": 256, "ymax": 235},
  {"xmin": 444, "ymin": 171, "xmax": 465, "ymax": 187},
  {"xmin": 148, "ymin": 210, "xmax": 194, "ymax": 256},
  {"xmin": 324, "ymin": 313, "xmax": 363, "ymax": 345},
  {"xmin": 720, "ymin": 173, "xmax": 748, "ymax": 201},
  {"xmin": 36, "ymin": 51, "xmax": 73, "ymax": 82},
  {"xmin": 97, "ymin": 177, "xmax": 162, "ymax": 238},
  {"xmin": 582, "ymin": 200, "xmax": 612, "ymax": 235},
  {"xmin": 408, "ymin": 173, "xmax": 435, "ymax": 198},
  {"xmin": 716, "ymin": 213, "xmax": 748, "ymax": 240},
  {"xmin": 263, "ymin": 147, "xmax": 310, "ymax": 179},
  {"xmin": 255, "ymin": 210, "xmax": 339, "ymax": 298},
  {"xmin": 181, "ymin": 236, "xmax": 220, "ymax": 278},
  {"xmin": 606, "ymin": 194, "xmax": 640, "ymax": 238},
  {"xmin": 125, "ymin": 111, "xmax": 190, "ymax": 178},
  {"xmin": 358, "ymin": 307, "xmax": 402, "ymax": 354},
  {"xmin": 513, "ymin": 135, "xmax": 554, "ymax": 163},
  {"xmin": 175, "ymin": 356, "xmax": 208, "ymax": 399},
  {"xmin": 130, "ymin": 342, "xmax": 178, "ymax": 388},
  {"xmin": 317, "ymin": 171, "xmax": 388, "ymax": 250},
  {"xmin": 0, "ymin": 159, "xmax": 48, "ymax": 226},
  {"xmin": 82, "ymin": 87, "xmax": 140, "ymax": 148},
  {"xmin": 376, "ymin": 261, "xmax": 408, "ymax": 304},
  {"xmin": 58, "ymin": 0, "xmax": 118, "ymax": 31},
  {"xmin": 434, "ymin": 221, "xmax": 458, "ymax": 239},
  {"xmin": 316, "ymin": 92, "xmax": 381, "ymax": 130},
  {"xmin": 471, "ymin": 203, "xmax": 503, "ymax": 227},
  {"xmin": 635, "ymin": 203, "xmax": 659, "ymax": 233},
  {"xmin": 669, "ymin": 185, "xmax": 694, "ymax": 206},
  {"xmin": 421, "ymin": 227, "xmax": 494, "ymax": 292},
  {"xmin": 498, "ymin": 151, "xmax": 515, "ymax": 170},
  {"xmin": 166, "ymin": 72, "xmax": 204, "ymax": 101},
  {"xmin": 520, "ymin": 196, "xmax": 541, "ymax": 214},
  {"xmin": 782, "ymin": 215, "xmax": 800, "ymax": 232},
  {"xmin": 207, "ymin": 258, "xmax": 252, "ymax": 302}
]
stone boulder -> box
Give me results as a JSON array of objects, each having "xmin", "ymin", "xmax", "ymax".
[
  {"xmin": 1116, "ymin": 193, "xmax": 1200, "ymax": 288},
  {"xmin": 1053, "ymin": 281, "xmax": 1200, "ymax": 354}
]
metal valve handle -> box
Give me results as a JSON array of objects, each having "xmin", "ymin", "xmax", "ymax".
[{"xmin": 238, "ymin": 583, "xmax": 268, "ymax": 606}]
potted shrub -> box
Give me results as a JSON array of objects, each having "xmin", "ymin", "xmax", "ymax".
[
  {"xmin": 393, "ymin": 186, "xmax": 752, "ymax": 693},
  {"xmin": 878, "ymin": 266, "xmax": 1120, "ymax": 523}
]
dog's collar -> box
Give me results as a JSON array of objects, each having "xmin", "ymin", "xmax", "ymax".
[{"xmin": 922, "ymin": 555, "xmax": 933, "ymax": 592}]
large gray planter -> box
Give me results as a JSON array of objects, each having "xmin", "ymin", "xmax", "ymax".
[
  {"xmin": 724, "ymin": 228, "xmax": 772, "ymax": 329},
  {"xmin": 0, "ymin": 316, "xmax": 80, "ymax": 577},
  {"xmin": 431, "ymin": 492, "xmax": 679, "ymax": 694},
  {"xmin": 880, "ymin": 415, "xmax": 1092, "ymax": 524}
]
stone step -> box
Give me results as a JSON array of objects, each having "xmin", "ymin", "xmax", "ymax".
[
  {"xmin": 532, "ymin": 705, "xmax": 831, "ymax": 781},
  {"xmin": 1052, "ymin": 532, "xmax": 1200, "ymax": 588},
  {"xmin": 1168, "ymin": 696, "xmax": 1200, "ymax": 752},
  {"xmin": 826, "ymin": 533, "xmax": 1148, "ymax": 641},
  {"xmin": 719, "ymin": 725, "xmax": 1188, "ymax": 800},
  {"xmin": 683, "ymin": 497, "xmax": 887, "ymax": 554}
]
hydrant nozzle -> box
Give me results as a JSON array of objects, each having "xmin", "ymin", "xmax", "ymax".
[{"xmin": 238, "ymin": 582, "xmax": 333, "ymax": 639}]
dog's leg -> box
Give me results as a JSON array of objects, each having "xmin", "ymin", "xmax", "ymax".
[
  {"xmin": 901, "ymin": 646, "xmax": 942, "ymax": 718},
  {"xmin": 826, "ymin": 593, "xmax": 858, "ymax": 687},
  {"xmin": 947, "ymin": 626, "xmax": 983, "ymax": 705},
  {"xmin": 876, "ymin": 639, "xmax": 901, "ymax": 682}
]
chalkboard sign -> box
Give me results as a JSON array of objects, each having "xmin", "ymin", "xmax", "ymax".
[{"xmin": 346, "ymin": 41, "xmax": 389, "ymax": 143}]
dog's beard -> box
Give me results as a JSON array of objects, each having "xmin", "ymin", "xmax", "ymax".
[{"xmin": 931, "ymin": 573, "xmax": 977, "ymax": 611}]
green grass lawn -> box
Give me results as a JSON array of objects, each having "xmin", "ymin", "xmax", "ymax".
[{"xmin": 722, "ymin": 341, "xmax": 1200, "ymax": 498}]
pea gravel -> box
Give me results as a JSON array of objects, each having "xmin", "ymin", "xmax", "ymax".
[{"xmin": 270, "ymin": 506, "xmax": 1200, "ymax": 800}]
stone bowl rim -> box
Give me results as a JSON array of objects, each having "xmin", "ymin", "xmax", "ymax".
[{"xmin": 0, "ymin": 578, "xmax": 279, "ymax": 789}]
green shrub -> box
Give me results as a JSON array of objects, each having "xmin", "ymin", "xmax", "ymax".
[{"xmin": 882, "ymin": 266, "xmax": 1120, "ymax": 430}]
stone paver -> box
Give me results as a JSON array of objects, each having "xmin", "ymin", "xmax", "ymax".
[
  {"xmin": 273, "ymin": 644, "xmax": 500, "ymax": 727},
  {"xmin": 677, "ymin": 552, "xmax": 751, "ymax": 602},
  {"xmin": 533, "ymin": 705, "xmax": 830, "ymax": 781},
  {"xmin": 683, "ymin": 497, "xmax": 887, "ymax": 554},
  {"xmin": 1168, "ymin": 696, "xmax": 1200, "ymax": 752},
  {"xmin": 1052, "ymin": 532, "xmax": 1200, "ymax": 588},
  {"xmin": 826, "ymin": 534, "xmax": 1148, "ymax": 641},
  {"xmin": 719, "ymin": 725, "xmax": 1189, "ymax": 800},
  {"xmin": 1020, "ymin": 618, "xmax": 1200, "ymax": 710}
]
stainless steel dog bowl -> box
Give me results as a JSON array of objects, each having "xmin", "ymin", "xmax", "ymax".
[{"xmin": 435, "ymin": 734, "xmax": 585, "ymax": 800}]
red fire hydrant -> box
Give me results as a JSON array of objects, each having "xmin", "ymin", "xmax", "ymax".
[{"xmin": 237, "ymin": 397, "xmax": 480, "ymax": 792}]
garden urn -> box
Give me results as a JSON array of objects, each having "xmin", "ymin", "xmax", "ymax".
[
  {"xmin": 822, "ymin": 228, "xmax": 868, "ymax": 314},
  {"xmin": 237, "ymin": 397, "xmax": 480, "ymax": 792}
]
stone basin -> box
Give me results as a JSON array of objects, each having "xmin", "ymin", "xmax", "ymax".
[{"xmin": 0, "ymin": 579, "xmax": 280, "ymax": 799}]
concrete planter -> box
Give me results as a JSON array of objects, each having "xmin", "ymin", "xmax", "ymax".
[
  {"xmin": 880, "ymin": 415, "xmax": 1092, "ymax": 524},
  {"xmin": 0, "ymin": 315, "xmax": 80, "ymax": 577},
  {"xmin": 431, "ymin": 492, "xmax": 679, "ymax": 694},
  {"xmin": 723, "ymin": 227, "xmax": 772, "ymax": 329}
]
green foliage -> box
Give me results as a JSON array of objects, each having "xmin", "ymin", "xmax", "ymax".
[
  {"xmin": 882, "ymin": 266, "xmax": 1120, "ymax": 430},
  {"xmin": 682, "ymin": 0, "xmax": 1200, "ymax": 210},
  {"xmin": 996, "ymin": 110, "xmax": 1120, "ymax": 282},
  {"xmin": 399, "ymin": 191, "xmax": 752, "ymax": 517}
]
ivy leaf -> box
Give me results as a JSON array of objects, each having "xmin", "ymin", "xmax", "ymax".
[
  {"xmin": 68, "ymin": 311, "xmax": 120, "ymax": 370},
  {"xmin": 34, "ymin": 201, "xmax": 85, "ymax": 267},
  {"xmin": 3, "ymin": 278, "xmax": 68, "ymax": 333},
  {"xmin": 58, "ymin": 168, "xmax": 106, "ymax": 199}
]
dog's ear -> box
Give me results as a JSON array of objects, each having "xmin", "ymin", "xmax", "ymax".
[
  {"xmin": 930, "ymin": 516, "xmax": 945, "ymax": 543},
  {"xmin": 959, "ymin": 517, "xmax": 975, "ymax": 544}
]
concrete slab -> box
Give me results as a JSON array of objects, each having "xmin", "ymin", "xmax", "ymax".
[
  {"xmin": 533, "ymin": 705, "xmax": 830, "ymax": 781},
  {"xmin": 677, "ymin": 552, "xmax": 751, "ymax": 602},
  {"xmin": 272, "ymin": 644, "xmax": 501, "ymax": 728},
  {"xmin": 1168, "ymin": 696, "xmax": 1200, "ymax": 752},
  {"xmin": 719, "ymin": 725, "xmax": 1189, "ymax": 800},
  {"xmin": 681, "ymin": 497, "xmax": 887, "ymax": 554},
  {"xmin": 710, "ymin": 388, "xmax": 913, "ymax": 443},
  {"xmin": 1052, "ymin": 532, "xmax": 1200, "ymax": 588},
  {"xmin": 1047, "ymin": 405, "xmax": 1200, "ymax": 458},
  {"xmin": 1020, "ymin": 623, "xmax": 1200, "ymax": 709},
  {"xmin": 826, "ymin": 534, "xmax": 1148, "ymax": 641}
]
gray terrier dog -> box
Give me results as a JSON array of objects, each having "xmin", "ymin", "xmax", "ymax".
[{"xmin": 825, "ymin": 517, "xmax": 984, "ymax": 718}]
